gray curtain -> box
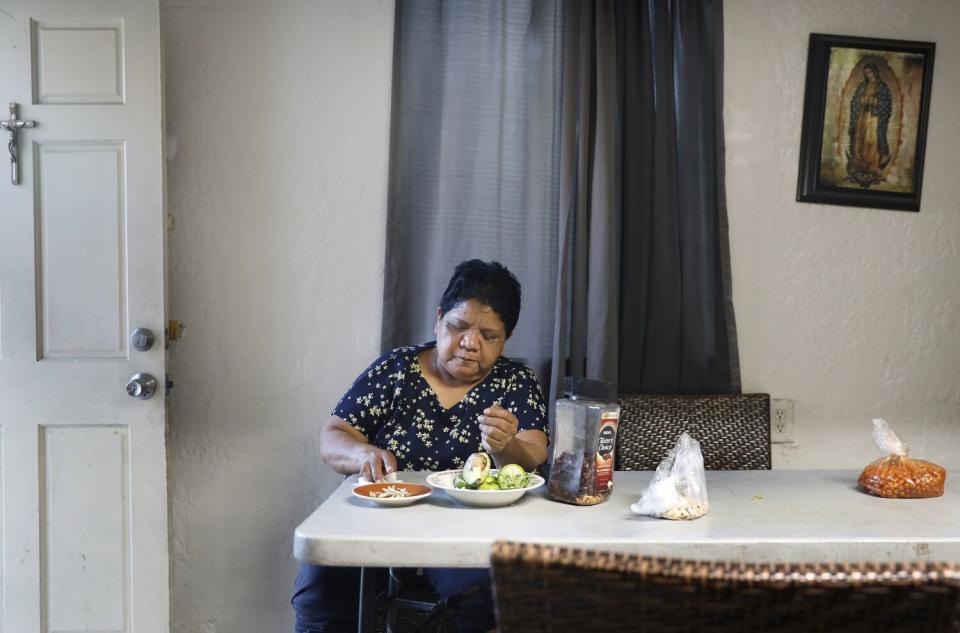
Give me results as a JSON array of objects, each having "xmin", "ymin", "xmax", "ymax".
[
  {"xmin": 381, "ymin": 0, "xmax": 565, "ymax": 385},
  {"xmin": 548, "ymin": 0, "xmax": 621, "ymax": 404},
  {"xmin": 552, "ymin": 0, "xmax": 738, "ymax": 398},
  {"xmin": 615, "ymin": 0, "xmax": 739, "ymax": 393},
  {"xmin": 383, "ymin": 0, "xmax": 739, "ymax": 400}
]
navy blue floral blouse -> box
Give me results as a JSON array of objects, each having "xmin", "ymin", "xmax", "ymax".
[{"xmin": 333, "ymin": 342, "xmax": 548, "ymax": 471}]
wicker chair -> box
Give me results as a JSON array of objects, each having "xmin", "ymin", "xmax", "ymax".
[
  {"xmin": 490, "ymin": 541, "xmax": 960, "ymax": 633},
  {"xmin": 617, "ymin": 393, "xmax": 771, "ymax": 470}
]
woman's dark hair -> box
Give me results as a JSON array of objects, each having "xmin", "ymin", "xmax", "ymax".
[{"xmin": 439, "ymin": 260, "xmax": 521, "ymax": 338}]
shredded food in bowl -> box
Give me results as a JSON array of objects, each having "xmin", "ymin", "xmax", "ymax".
[{"xmin": 368, "ymin": 485, "xmax": 411, "ymax": 499}]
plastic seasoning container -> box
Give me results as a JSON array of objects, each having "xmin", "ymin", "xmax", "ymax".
[{"xmin": 547, "ymin": 377, "xmax": 621, "ymax": 505}]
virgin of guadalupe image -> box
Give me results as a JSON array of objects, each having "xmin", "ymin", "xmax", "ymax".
[{"xmin": 846, "ymin": 62, "xmax": 893, "ymax": 186}]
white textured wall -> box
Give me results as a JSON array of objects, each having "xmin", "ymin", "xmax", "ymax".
[
  {"xmin": 161, "ymin": 1, "xmax": 394, "ymax": 632},
  {"xmin": 725, "ymin": 0, "xmax": 960, "ymax": 468}
]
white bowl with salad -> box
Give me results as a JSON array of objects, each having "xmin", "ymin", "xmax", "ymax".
[{"xmin": 427, "ymin": 465, "xmax": 544, "ymax": 507}]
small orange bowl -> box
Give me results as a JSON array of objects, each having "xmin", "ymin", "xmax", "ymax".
[{"xmin": 352, "ymin": 482, "xmax": 432, "ymax": 506}]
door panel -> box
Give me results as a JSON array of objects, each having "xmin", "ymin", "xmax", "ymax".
[
  {"xmin": 32, "ymin": 20, "xmax": 125, "ymax": 105},
  {"xmin": 41, "ymin": 426, "xmax": 129, "ymax": 633},
  {"xmin": 0, "ymin": 1, "xmax": 167, "ymax": 632},
  {"xmin": 36, "ymin": 142, "xmax": 127, "ymax": 359}
]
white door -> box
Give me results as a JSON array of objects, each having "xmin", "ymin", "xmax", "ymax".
[{"xmin": 0, "ymin": 1, "xmax": 168, "ymax": 632}]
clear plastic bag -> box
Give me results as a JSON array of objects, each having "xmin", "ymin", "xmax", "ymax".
[
  {"xmin": 857, "ymin": 418, "xmax": 946, "ymax": 498},
  {"xmin": 631, "ymin": 432, "xmax": 708, "ymax": 520}
]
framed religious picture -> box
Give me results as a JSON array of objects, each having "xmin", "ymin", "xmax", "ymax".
[{"xmin": 796, "ymin": 33, "xmax": 935, "ymax": 212}]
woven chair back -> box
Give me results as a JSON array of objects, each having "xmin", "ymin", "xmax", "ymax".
[
  {"xmin": 491, "ymin": 541, "xmax": 960, "ymax": 633},
  {"xmin": 617, "ymin": 393, "xmax": 771, "ymax": 470}
]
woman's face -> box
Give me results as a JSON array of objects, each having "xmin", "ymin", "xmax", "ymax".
[
  {"xmin": 434, "ymin": 299, "xmax": 507, "ymax": 384},
  {"xmin": 864, "ymin": 66, "xmax": 876, "ymax": 82}
]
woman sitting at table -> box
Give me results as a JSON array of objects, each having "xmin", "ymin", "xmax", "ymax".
[{"xmin": 292, "ymin": 259, "xmax": 549, "ymax": 633}]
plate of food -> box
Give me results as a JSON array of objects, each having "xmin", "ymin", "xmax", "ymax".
[
  {"xmin": 426, "ymin": 452, "xmax": 544, "ymax": 508},
  {"xmin": 352, "ymin": 482, "xmax": 432, "ymax": 507}
]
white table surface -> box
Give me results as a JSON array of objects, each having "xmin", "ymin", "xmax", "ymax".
[{"xmin": 294, "ymin": 470, "xmax": 960, "ymax": 568}]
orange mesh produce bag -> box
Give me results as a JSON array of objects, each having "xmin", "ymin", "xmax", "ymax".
[{"xmin": 858, "ymin": 418, "xmax": 945, "ymax": 498}]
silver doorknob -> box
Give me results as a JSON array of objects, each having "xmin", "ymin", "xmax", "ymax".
[
  {"xmin": 130, "ymin": 327, "xmax": 155, "ymax": 351},
  {"xmin": 126, "ymin": 373, "xmax": 157, "ymax": 400}
]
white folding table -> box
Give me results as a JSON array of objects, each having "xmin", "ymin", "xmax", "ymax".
[{"xmin": 294, "ymin": 469, "xmax": 960, "ymax": 632}]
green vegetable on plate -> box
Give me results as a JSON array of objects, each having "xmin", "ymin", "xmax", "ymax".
[
  {"xmin": 456, "ymin": 452, "xmax": 531, "ymax": 491},
  {"xmin": 497, "ymin": 463, "xmax": 530, "ymax": 489}
]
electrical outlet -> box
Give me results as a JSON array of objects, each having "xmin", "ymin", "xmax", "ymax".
[{"xmin": 770, "ymin": 399, "xmax": 795, "ymax": 443}]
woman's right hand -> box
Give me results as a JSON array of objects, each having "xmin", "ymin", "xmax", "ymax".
[
  {"xmin": 357, "ymin": 444, "xmax": 398, "ymax": 482},
  {"xmin": 319, "ymin": 416, "xmax": 399, "ymax": 480}
]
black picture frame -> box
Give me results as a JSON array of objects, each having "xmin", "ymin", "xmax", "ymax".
[{"xmin": 796, "ymin": 33, "xmax": 935, "ymax": 212}]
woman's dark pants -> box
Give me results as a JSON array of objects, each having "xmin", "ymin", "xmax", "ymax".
[{"xmin": 292, "ymin": 563, "xmax": 494, "ymax": 633}]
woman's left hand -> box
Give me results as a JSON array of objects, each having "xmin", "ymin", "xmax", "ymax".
[{"xmin": 479, "ymin": 404, "xmax": 519, "ymax": 454}]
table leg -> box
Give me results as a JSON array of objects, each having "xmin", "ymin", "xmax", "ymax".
[{"xmin": 358, "ymin": 566, "xmax": 377, "ymax": 633}]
